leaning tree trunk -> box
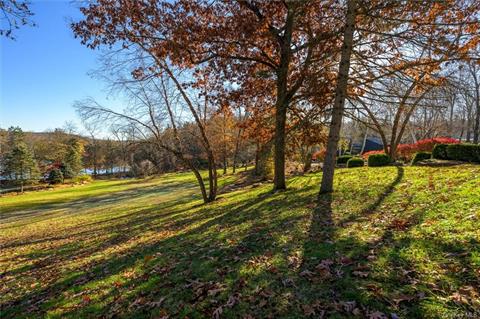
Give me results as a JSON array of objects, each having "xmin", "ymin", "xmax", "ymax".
[
  {"xmin": 161, "ymin": 61, "xmax": 218, "ymax": 203},
  {"xmin": 187, "ymin": 160, "xmax": 209, "ymax": 203},
  {"xmin": 320, "ymin": 0, "xmax": 357, "ymax": 194},
  {"xmin": 391, "ymin": 89, "xmax": 429, "ymax": 159}
]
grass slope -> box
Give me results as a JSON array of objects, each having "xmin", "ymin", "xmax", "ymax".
[{"xmin": 1, "ymin": 166, "xmax": 479, "ymax": 318}]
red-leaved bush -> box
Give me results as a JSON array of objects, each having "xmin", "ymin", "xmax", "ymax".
[
  {"xmin": 362, "ymin": 137, "xmax": 459, "ymax": 160},
  {"xmin": 312, "ymin": 149, "xmax": 326, "ymax": 161},
  {"xmin": 362, "ymin": 150, "xmax": 385, "ymax": 159},
  {"xmin": 397, "ymin": 137, "xmax": 459, "ymax": 160}
]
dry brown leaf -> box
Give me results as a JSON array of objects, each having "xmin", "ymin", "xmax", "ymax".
[
  {"xmin": 302, "ymin": 304, "xmax": 316, "ymax": 316},
  {"xmin": 352, "ymin": 271, "xmax": 369, "ymax": 278},
  {"xmin": 300, "ymin": 269, "xmax": 315, "ymax": 278},
  {"xmin": 147, "ymin": 297, "xmax": 165, "ymax": 308},
  {"xmin": 212, "ymin": 305, "xmax": 223, "ymax": 319},
  {"xmin": 339, "ymin": 256, "xmax": 354, "ymax": 265},
  {"xmin": 338, "ymin": 300, "xmax": 356, "ymax": 313},
  {"xmin": 391, "ymin": 293, "xmax": 414, "ymax": 305},
  {"xmin": 368, "ymin": 311, "xmax": 388, "ymax": 319}
]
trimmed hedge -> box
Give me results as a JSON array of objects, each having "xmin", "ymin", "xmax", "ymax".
[
  {"xmin": 411, "ymin": 152, "xmax": 431, "ymax": 165},
  {"xmin": 368, "ymin": 154, "xmax": 391, "ymax": 167},
  {"xmin": 446, "ymin": 143, "xmax": 480, "ymax": 163},
  {"xmin": 432, "ymin": 144, "xmax": 449, "ymax": 160},
  {"xmin": 337, "ymin": 155, "xmax": 353, "ymax": 165},
  {"xmin": 347, "ymin": 157, "xmax": 364, "ymax": 168}
]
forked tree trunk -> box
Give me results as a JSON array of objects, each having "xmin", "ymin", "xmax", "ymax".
[
  {"xmin": 320, "ymin": 0, "xmax": 357, "ymax": 194},
  {"xmin": 389, "ymin": 88, "xmax": 429, "ymax": 159},
  {"xmin": 158, "ymin": 60, "xmax": 219, "ymax": 203}
]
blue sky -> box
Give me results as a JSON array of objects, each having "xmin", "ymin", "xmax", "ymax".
[{"xmin": 0, "ymin": 1, "xmax": 118, "ymax": 132}]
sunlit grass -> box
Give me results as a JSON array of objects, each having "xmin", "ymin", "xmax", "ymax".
[{"xmin": 1, "ymin": 165, "xmax": 479, "ymax": 318}]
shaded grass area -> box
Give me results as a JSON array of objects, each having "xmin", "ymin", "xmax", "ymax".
[{"xmin": 1, "ymin": 166, "xmax": 479, "ymax": 318}]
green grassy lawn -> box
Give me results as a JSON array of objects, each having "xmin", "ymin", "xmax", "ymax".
[{"xmin": 1, "ymin": 166, "xmax": 479, "ymax": 318}]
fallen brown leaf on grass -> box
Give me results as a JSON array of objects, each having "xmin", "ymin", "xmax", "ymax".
[
  {"xmin": 339, "ymin": 256, "xmax": 354, "ymax": 266},
  {"xmin": 388, "ymin": 218, "xmax": 411, "ymax": 231},
  {"xmin": 147, "ymin": 297, "xmax": 165, "ymax": 308},
  {"xmin": 335, "ymin": 300, "xmax": 356, "ymax": 313},
  {"xmin": 315, "ymin": 259, "xmax": 333, "ymax": 277},
  {"xmin": 300, "ymin": 269, "xmax": 315, "ymax": 278},
  {"xmin": 302, "ymin": 304, "xmax": 316, "ymax": 316},
  {"xmin": 212, "ymin": 305, "xmax": 223, "ymax": 319},
  {"xmin": 225, "ymin": 293, "xmax": 240, "ymax": 308},
  {"xmin": 390, "ymin": 293, "xmax": 414, "ymax": 306},
  {"xmin": 143, "ymin": 254, "xmax": 154, "ymax": 263},
  {"xmin": 368, "ymin": 310, "xmax": 388, "ymax": 319},
  {"xmin": 352, "ymin": 270, "xmax": 369, "ymax": 278},
  {"xmin": 450, "ymin": 286, "xmax": 479, "ymax": 307}
]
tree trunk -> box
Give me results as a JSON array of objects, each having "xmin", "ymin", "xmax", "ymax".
[
  {"xmin": 360, "ymin": 126, "xmax": 368, "ymax": 154},
  {"xmin": 467, "ymin": 63, "xmax": 480, "ymax": 143},
  {"xmin": 254, "ymin": 142, "xmax": 259, "ymax": 174},
  {"xmin": 466, "ymin": 109, "xmax": 472, "ymax": 142},
  {"xmin": 473, "ymin": 80, "xmax": 480, "ymax": 143},
  {"xmin": 272, "ymin": 7, "xmax": 295, "ymax": 191},
  {"xmin": 193, "ymin": 166, "xmax": 209, "ymax": 203},
  {"xmin": 273, "ymin": 103, "xmax": 287, "ymax": 190},
  {"xmin": 448, "ymin": 94, "xmax": 455, "ymax": 136},
  {"xmin": 232, "ymin": 127, "xmax": 242, "ymax": 174},
  {"xmin": 320, "ymin": 0, "xmax": 356, "ymax": 194},
  {"xmin": 409, "ymin": 125, "xmax": 417, "ymax": 144},
  {"xmin": 161, "ymin": 61, "xmax": 218, "ymax": 202},
  {"xmin": 303, "ymin": 148, "xmax": 313, "ymax": 173},
  {"xmin": 391, "ymin": 89, "xmax": 430, "ymax": 159},
  {"xmin": 255, "ymin": 143, "xmax": 273, "ymax": 179},
  {"xmin": 20, "ymin": 165, "xmax": 24, "ymax": 193},
  {"xmin": 207, "ymin": 154, "xmax": 217, "ymax": 202}
]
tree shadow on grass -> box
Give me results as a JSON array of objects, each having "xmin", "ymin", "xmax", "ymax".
[
  {"xmin": 337, "ymin": 166, "xmax": 404, "ymax": 226},
  {"xmin": 1, "ymin": 180, "xmax": 322, "ymax": 318},
  {"xmin": 0, "ymin": 181, "xmax": 197, "ymax": 226},
  {"xmin": 1, "ymin": 168, "xmax": 478, "ymax": 318},
  {"xmin": 299, "ymin": 165, "xmax": 479, "ymax": 318},
  {"xmin": 295, "ymin": 167, "xmax": 411, "ymax": 316}
]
